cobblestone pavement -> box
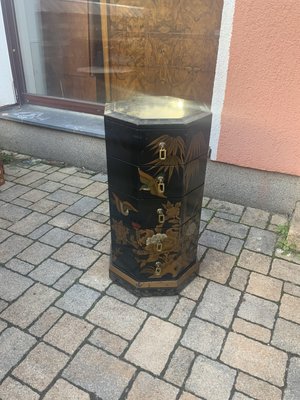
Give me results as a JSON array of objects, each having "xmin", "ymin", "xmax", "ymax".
[{"xmin": 0, "ymin": 154, "xmax": 300, "ymax": 400}]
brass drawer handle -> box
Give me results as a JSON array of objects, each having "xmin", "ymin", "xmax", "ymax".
[
  {"xmin": 159, "ymin": 142, "xmax": 167, "ymax": 160},
  {"xmin": 157, "ymin": 208, "xmax": 165, "ymax": 224},
  {"xmin": 157, "ymin": 176, "xmax": 165, "ymax": 194},
  {"xmin": 156, "ymin": 241, "xmax": 163, "ymax": 252},
  {"xmin": 155, "ymin": 261, "xmax": 162, "ymax": 276}
]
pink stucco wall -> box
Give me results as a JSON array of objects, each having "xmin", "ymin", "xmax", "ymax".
[{"xmin": 217, "ymin": 1, "xmax": 300, "ymax": 176}]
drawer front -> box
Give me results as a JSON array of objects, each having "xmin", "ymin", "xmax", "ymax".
[
  {"xmin": 110, "ymin": 214, "xmax": 200, "ymax": 281},
  {"xmin": 107, "ymin": 155, "xmax": 207, "ymax": 199},
  {"xmin": 109, "ymin": 185, "xmax": 204, "ymax": 228},
  {"xmin": 105, "ymin": 114, "xmax": 211, "ymax": 167}
]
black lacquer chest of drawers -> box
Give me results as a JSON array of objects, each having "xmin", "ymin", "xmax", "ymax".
[{"xmin": 104, "ymin": 96, "xmax": 211, "ymax": 294}]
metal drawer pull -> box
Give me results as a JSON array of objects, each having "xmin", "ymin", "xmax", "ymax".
[
  {"xmin": 156, "ymin": 241, "xmax": 163, "ymax": 252},
  {"xmin": 159, "ymin": 142, "xmax": 167, "ymax": 160},
  {"xmin": 157, "ymin": 176, "xmax": 165, "ymax": 194},
  {"xmin": 157, "ymin": 208, "xmax": 165, "ymax": 224},
  {"xmin": 155, "ymin": 261, "xmax": 162, "ymax": 276}
]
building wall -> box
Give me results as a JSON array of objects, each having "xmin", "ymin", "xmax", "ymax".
[
  {"xmin": 0, "ymin": 2, "xmax": 16, "ymax": 107},
  {"xmin": 217, "ymin": 0, "xmax": 300, "ymax": 176}
]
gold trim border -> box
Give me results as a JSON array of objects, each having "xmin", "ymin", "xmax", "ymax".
[{"xmin": 110, "ymin": 262, "xmax": 199, "ymax": 289}]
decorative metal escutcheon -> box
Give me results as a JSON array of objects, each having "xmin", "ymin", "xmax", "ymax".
[
  {"xmin": 156, "ymin": 241, "xmax": 163, "ymax": 252},
  {"xmin": 154, "ymin": 261, "xmax": 162, "ymax": 276},
  {"xmin": 159, "ymin": 142, "xmax": 167, "ymax": 160},
  {"xmin": 157, "ymin": 208, "xmax": 165, "ymax": 224},
  {"xmin": 157, "ymin": 176, "xmax": 165, "ymax": 194}
]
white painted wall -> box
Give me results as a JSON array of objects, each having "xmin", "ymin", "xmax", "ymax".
[
  {"xmin": 0, "ymin": 1, "xmax": 16, "ymax": 107},
  {"xmin": 210, "ymin": 0, "xmax": 236, "ymax": 160}
]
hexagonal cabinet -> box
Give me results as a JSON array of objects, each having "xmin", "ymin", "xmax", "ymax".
[{"xmin": 104, "ymin": 96, "xmax": 211, "ymax": 294}]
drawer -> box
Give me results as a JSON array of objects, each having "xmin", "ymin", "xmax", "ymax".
[
  {"xmin": 105, "ymin": 114, "xmax": 211, "ymax": 167},
  {"xmin": 107, "ymin": 155, "xmax": 208, "ymax": 199},
  {"xmin": 110, "ymin": 214, "xmax": 200, "ymax": 281},
  {"xmin": 109, "ymin": 185, "xmax": 204, "ymax": 228}
]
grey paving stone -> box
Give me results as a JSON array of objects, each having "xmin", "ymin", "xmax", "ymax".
[
  {"xmin": 137, "ymin": 295, "xmax": 178, "ymax": 318},
  {"xmin": 275, "ymin": 248, "xmax": 300, "ymax": 265},
  {"xmin": 13, "ymin": 342, "xmax": 69, "ymax": 392},
  {"xmin": 0, "ymin": 267, "xmax": 33, "ymax": 301},
  {"xmin": 91, "ymin": 172, "xmax": 108, "ymax": 182},
  {"xmin": 181, "ymin": 318, "xmax": 226, "ymax": 359},
  {"xmin": 86, "ymin": 211, "xmax": 109, "ymax": 223},
  {"xmin": 245, "ymin": 227, "xmax": 277, "ymax": 255},
  {"xmin": 208, "ymin": 218, "xmax": 249, "ymax": 239},
  {"xmin": 106, "ymin": 283, "xmax": 138, "ymax": 305},
  {"xmin": 0, "ymin": 320, "xmax": 7, "ymax": 333},
  {"xmin": 46, "ymin": 189, "xmax": 82, "ymax": 205},
  {"xmin": 28, "ymin": 223, "xmax": 53, "ymax": 240},
  {"xmin": 59, "ymin": 166, "xmax": 78, "ymax": 175},
  {"xmin": 232, "ymin": 318, "xmax": 271, "ymax": 344},
  {"xmin": 55, "ymin": 283, "xmax": 100, "ymax": 316},
  {"xmin": 226, "ymin": 238, "xmax": 244, "ymax": 256},
  {"xmin": 0, "ymin": 228, "xmax": 12, "ymax": 243},
  {"xmin": 8, "ymin": 212, "xmax": 50, "ymax": 235},
  {"xmin": 5, "ymin": 258, "xmax": 35, "ymax": 275},
  {"xmin": 0, "ymin": 184, "xmax": 30, "ymax": 202},
  {"xmin": 63, "ymin": 344, "xmax": 135, "ymax": 400},
  {"xmin": 284, "ymin": 282, "xmax": 300, "ymax": 297},
  {"xmin": 199, "ymin": 220, "xmax": 207, "ymax": 233},
  {"xmin": 186, "ymin": 355, "xmax": 236, "ymax": 400},
  {"xmin": 180, "ymin": 392, "xmax": 202, "ymax": 400},
  {"xmin": 199, "ymin": 249, "xmax": 236, "ymax": 284},
  {"xmin": 66, "ymin": 197, "xmax": 101, "ymax": 216},
  {"xmin": 241, "ymin": 207, "xmax": 270, "ymax": 229},
  {"xmin": 199, "ymin": 229, "xmax": 230, "ymax": 250},
  {"xmin": 79, "ymin": 255, "xmax": 111, "ymax": 292},
  {"xmin": 3, "ymin": 165, "xmax": 29, "ymax": 177},
  {"xmin": 61, "ymin": 175, "xmax": 91, "ymax": 188},
  {"xmin": 12, "ymin": 198, "xmax": 32, "ymax": 208},
  {"xmin": 0, "ymin": 327, "xmax": 36, "ymax": 381},
  {"xmin": 29, "ymin": 198, "xmax": 58, "ymax": 213},
  {"xmin": 80, "ymin": 181, "xmax": 107, "ymax": 197},
  {"xmin": 54, "ymin": 268, "xmax": 83, "ymax": 291},
  {"xmin": 229, "ymin": 267, "xmax": 250, "ymax": 291},
  {"xmin": 37, "ymin": 181, "xmax": 63, "ymax": 193},
  {"xmin": 29, "ymin": 259, "xmax": 70, "ymax": 285},
  {"xmin": 20, "ymin": 189, "xmax": 48, "ymax": 202},
  {"xmin": 69, "ymin": 218, "xmax": 110, "ymax": 240},
  {"xmin": 238, "ymin": 293, "xmax": 277, "ymax": 329},
  {"xmin": 43, "ymin": 379, "xmax": 90, "ymax": 400},
  {"xmin": 169, "ymin": 297, "xmax": 196, "ymax": 327},
  {"xmin": 39, "ymin": 227, "xmax": 73, "ymax": 247},
  {"xmin": 0, "ymin": 203, "xmax": 31, "ymax": 222},
  {"xmin": 47, "ymin": 171, "xmax": 69, "ymax": 182},
  {"xmin": 196, "ymin": 282, "xmax": 241, "ymax": 328},
  {"xmin": 272, "ymin": 318, "xmax": 300, "ymax": 355},
  {"xmin": 181, "ymin": 277, "xmax": 207, "ymax": 301},
  {"xmin": 49, "ymin": 211, "xmax": 80, "ymax": 228},
  {"xmin": 47, "ymin": 203, "xmax": 68, "ymax": 216},
  {"xmin": 164, "ymin": 346, "xmax": 195, "ymax": 386},
  {"xmin": 236, "ymin": 372, "xmax": 282, "ymax": 400},
  {"xmin": 238, "ymin": 249, "xmax": 271, "ymax": 274},
  {"xmin": 18, "ymin": 242, "xmax": 56, "ymax": 265},
  {"xmin": 94, "ymin": 233, "xmax": 111, "ymax": 254},
  {"xmin": 1, "ymin": 283, "xmax": 60, "ymax": 328},
  {"xmin": 207, "ymin": 199, "xmax": 244, "ymax": 215},
  {"xmin": 14, "ymin": 171, "xmax": 46, "ymax": 185},
  {"xmin": 93, "ymin": 201, "xmax": 110, "ymax": 216},
  {"xmin": 128, "ymin": 372, "xmax": 179, "ymax": 400},
  {"xmin": 284, "ymin": 357, "xmax": 300, "ymax": 400},
  {"xmin": 270, "ymin": 259, "xmax": 300, "ymax": 285},
  {"xmin": 52, "ymin": 243, "xmax": 100, "ymax": 269},
  {"xmin": 0, "ymin": 235, "xmax": 33, "ymax": 263},
  {"xmin": 70, "ymin": 234, "xmax": 98, "ymax": 248},
  {"xmin": 247, "ymin": 272, "xmax": 283, "ymax": 302},
  {"xmin": 29, "ymin": 307, "xmax": 63, "ymax": 337},
  {"xmin": 89, "ymin": 328, "xmax": 128, "ymax": 356},
  {"xmin": 0, "ymin": 377, "xmax": 40, "ymax": 400},
  {"xmin": 201, "ymin": 208, "xmax": 215, "ymax": 221},
  {"xmin": 0, "ymin": 217, "xmax": 12, "ymax": 229},
  {"xmin": 87, "ymin": 296, "xmax": 147, "ymax": 340},
  {"xmin": 232, "ymin": 393, "xmax": 253, "ymax": 400},
  {"xmin": 215, "ymin": 211, "xmax": 240, "ymax": 222},
  {"xmin": 0, "ymin": 300, "xmax": 8, "ymax": 312}
]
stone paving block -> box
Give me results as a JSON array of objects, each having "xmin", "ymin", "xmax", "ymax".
[
  {"xmin": 215, "ymin": 211, "xmax": 240, "ymax": 222},
  {"xmin": 61, "ymin": 175, "xmax": 91, "ymax": 188},
  {"xmin": 0, "ymin": 327, "xmax": 36, "ymax": 381},
  {"xmin": 0, "ymin": 320, "xmax": 7, "ymax": 333},
  {"xmin": 0, "ymin": 203, "xmax": 31, "ymax": 222},
  {"xmin": 98, "ymin": 189, "xmax": 108, "ymax": 200},
  {"xmin": 181, "ymin": 318, "xmax": 226, "ymax": 359},
  {"xmin": 70, "ymin": 234, "xmax": 98, "ymax": 248},
  {"xmin": 0, "ymin": 299, "xmax": 8, "ymax": 312},
  {"xmin": 80, "ymin": 181, "xmax": 107, "ymax": 197},
  {"xmin": 47, "ymin": 203, "xmax": 68, "ymax": 216},
  {"xmin": 199, "ymin": 220, "xmax": 207, "ymax": 234},
  {"xmin": 29, "ymin": 198, "xmax": 58, "ymax": 213},
  {"xmin": 164, "ymin": 346, "xmax": 195, "ymax": 386},
  {"xmin": 94, "ymin": 233, "xmax": 111, "ymax": 254},
  {"xmin": 54, "ymin": 268, "xmax": 83, "ymax": 291},
  {"xmin": 14, "ymin": 171, "xmax": 46, "ymax": 185},
  {"xmin": 39, "ymin": 227, "xmax": 74, "ymax": 247},
  {"xmin": 232, "ymin": 318, "xmax": 271, "ymax": 343},
  {"xmin": 0, "ymin": 377, "xmax": 39, "ymax": 400},
  {"xmin": 226, "ymin": 238, "xmax": 244, "ymax": 256},
  {"xmin": 69, "ymin": 218, "xmax": 110, "ymax": 240},
  {"xmin": 1, "ymin": 283, "xmax": 60, "ymax": 328},
  {"xmin": 128, "ymin": 372, "xmax": 179, "ymax": 400},
  {"xmin": 0, "ymin": 217, "xmax": 12, "ymax": 229},
  {"xmin": 92, "ymin": 172, "xmax": 108, "ymax": 182},
  {"xmin": 246, "ymin": 272, "xmax": 283, "ymax": 301},
  {"xmin": 89, "ymin": 328, "xmax": 128, "ymax": 356},
  {"xmin": 245, "ymin": 227, "xmax": 277, "ymax": 255},
  {"xmin": 62, "ymin": 184, "xmax": 82, "ymax": 193},
  {"xmin": 180, "ymin": 277, "xmax": 207, "ymax": 300},
  {"xmin": 66, "ymin": 197, "xmax": 101, "ymax": 216},
  {"xmin": 79, "ymin": 254, "xmax": 111, "ymax": 291},
  {"xmin": 46, "ymin": 189, "xmax": 82, "ymax": 205},
  {"xmin": 37, "ymin": 181, "xmax": 63, "ymax": 192},
  {"xmin": 9, "ymin": 212, "xmax": 50, "ymax": 235},
  {"xmin": 55, "ymin": 283, "xmax": 100, "ymax": 316},
  {"xmin": 275, "ymin": 248, "xmax": 300, "ymax": 265},
  {"xmin": 196, "ymin": 282, "xmax": 241, "ymax": 328},
  {"xmin": 284, "ymin": 357, "xmax": 300, "ymax": 400},
  {"xmin": 201, "ymin": 208, "xmax": 215, "ymax": 221},
  {"xmin": 180, "ymin": 392, "xmax": 203, "ymax": 400},
  {"xmin": 236, "ymin": 372, "xmax": 282, "ymax": 400},
  {"xmin": 43, "ymin": 379, "xmax": 90, "ymax": 400},
  {"xmin": 137, "ymin": 295, "xmax": 178, "ymax": 318},
  {"xmin": 18, "ymin": 242, "xmax": 56, "ymax": 265},
  {"xmin": 238, "ymin": 249, "xmax": 271, "ymax": 274},
  {"xmin": 63, "ymin": 344, "xmax": 135, "ymax": 400},
  {"xmin": 270, "ymin": 214, "xmax": 288, "ymax": 226},
  {"xmin": 3, "ymin": 164, "xmax": 29, "ymax": 177},
  {"xmin": 0, "ymin": 267, "xmax": 33, "ymax": 301},
  {"xmin": 237, "ymin": 293, "xmax": 277, "ymax": 329},
  {"xmin": 49, "ymin": 211, "xmax": 80, "ymax": 228},
  {"xmin": 207, "ymin": 199, "xmax": 244, "ymax": 215},
  {"xmin": 232, "ymin": 393, "xmax": 253, "ymax": 400},
  {"xmin": 21, "ymin": 189, "xmax": 48, "ymax": 202},
  {"xmin": 86, "ymin": 210, "xmax": 109, "ymax": 223},
  {"xmin": 106, "ymin": 283, "xmax": 138, "ymax": 305},
  {"xmin": 241, "ymin": 207, "xmax": 270, "ymax": 229},
  {"xmin": 29, "ymin": 259, "xmax": 70, "ymax": 285},
  {"xmin": 125, "ymin": 316, "xmax": 181, "ymax": 374},
  {"xmin": 12, "ymin": 198, "xmax": 32, "ymax": 208},
  {"xmin": 229, "ymin": 267, "xmax": 250, "ymax": 291},
  {"xmin": 47, "ymin": 171, "xmax": 69, "ymax": 182},
  {"xmin": 199, "ymin": 229, "xmax": 230, "ymax": 250},
  {"xmin": 28, "ymin": 223, "xmax": 52, "ymax": 240},
  {"xmin": 208, "ymin": 217, "xmax": 249, "ymax": 239},
  {"xmin": 59, "ymin": 166, "xmax": 78, "ymax": 174},
  {"xmin": 186, "ymin": 355, "xmax": 236, "ymax": 400},
  {"xmin": 44, "ymin": 313, "xmax": 93, "ymax": 354},
  {"xmin": 169, "ymin": 297, "xmax": 196, "ymax": 327},
  {"xmin": 283, "ymin": 282, "xmax": 300, "ymax": 297},
  {"xmin": 29, "ymin": 307, "xmax": 63, "ymax": 337},
  {"xmin": 0, "ymin": 234, "xmax": 33, "ymax": 263},
  {"xmin": 31, "ymin": 163, "xmax": 52, "ymax": 172},
  {"xmin": 0, "ymin": 184, "xmax": 30, "ymax": 202},
  {"xmin": 221, "ymin": 332, "xmax": 287, "ymax": 387},
  {"xmin": 93, "ymin": 201, "xmax": 110, "ymax": 216},
  {"xmin": 270, "ymin": 259, "xmax": 300, "ymax": 285},
  {"xmin": 271, "ymin": 318, "xmax": 300, "ymax": 355},
  {"xmin": 199, "ymin": 249, "xmax": 236, "ymax": 284},
  {"xmin": 52, "ymin": 243, "xmax": 100, "ymax": 269},
  {"xmin": 87, "ymin": 296, "xmax": 147, "ymax": 340},
  {"xmin": 13, "ymin": 342, "xmax": 69, "ymax": 392}
]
